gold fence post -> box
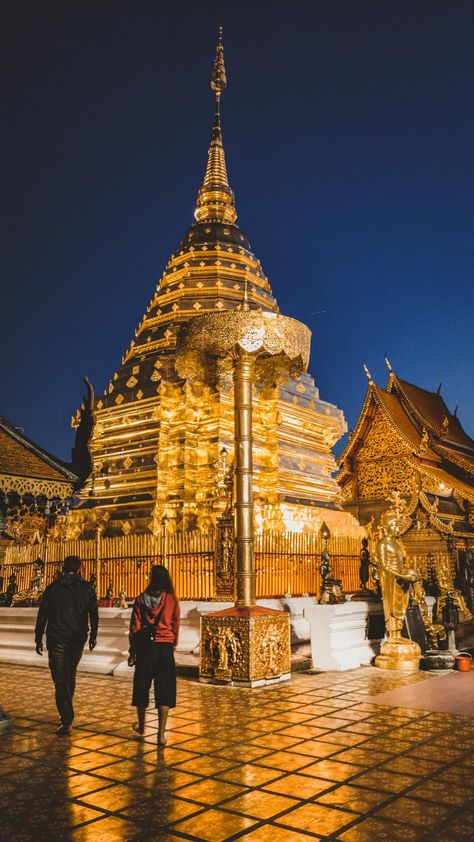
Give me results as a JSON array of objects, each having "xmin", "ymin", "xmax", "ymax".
[
  {"xmin": 161, "ymin": 514, "xmax": 169, "ymax": 567},
  {"xmin": 95, "ymin": 525, "xmax": 103, "ymax": 598},
  {"xmin": 43, "ymin": 531, "xmax": 49, "ymax": 586}
]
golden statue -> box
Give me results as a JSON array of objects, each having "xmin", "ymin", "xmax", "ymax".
[
  {"xmin": 435, "ymin": 554, "xmax": 471, "ymax": 623},
  {"xmin": 207, "ymin": 626, "xmax": 239, "ymax": 679},
  {"xmin": 12, "ymin": 558, "xmax": 45, "ymax": 607},
  {"xmin": 374, "ymin": 507, "xmax": 422, "ymax": 671},
  {"xmin": 114, "ymin": 587, "xmax": 128, "ymax": 609},
  {"xmin": 410, "ymin": 579, "xmax": 447, "ymax": 649},
  {"xmin": 261, "ymin": 628, "xmax": 283, "ymax": 677}
]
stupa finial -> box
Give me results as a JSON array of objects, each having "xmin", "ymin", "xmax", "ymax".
[
  {"xmin": 195, "ymin": 29, "xmax": 237, "ymax": 225},
  {"xmin": 211, "ymin": 27, "xmax": 227, "ymax": 94}
]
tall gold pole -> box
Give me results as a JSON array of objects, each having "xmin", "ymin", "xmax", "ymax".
[
  {"xmin": 161, "ymin": 513, "xmax": 169, "ymax": 567},
  {"xmin": 233, "ymin": 347, "xmax": 255, "ymax": 607}
]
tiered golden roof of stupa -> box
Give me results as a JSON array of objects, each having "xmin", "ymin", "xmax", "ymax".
[
  {"xmin": 94, "ymin": 33, "xmax": 278, "ymax": 407},
  {"xmin": 70, "ymin": 32, "xmax": 354, "ymax": 538}
]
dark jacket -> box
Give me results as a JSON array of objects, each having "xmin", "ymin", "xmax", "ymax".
[{"xmin": 35, "ymin": 574, "xmax": 99, "ymax": 648}]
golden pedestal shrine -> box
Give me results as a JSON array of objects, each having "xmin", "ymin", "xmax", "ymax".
[
  {"xmin": 200, "ymin": 607, "xmax": 291, "ymax": 686},
  {"xmin": 68, "ymin": 32, "xmax": 359, "ymax": 543}
]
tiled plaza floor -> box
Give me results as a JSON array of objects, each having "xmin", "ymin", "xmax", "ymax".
[{"xmin": 0, "ymin": 663, "xmax": 473, "ymax": 841}]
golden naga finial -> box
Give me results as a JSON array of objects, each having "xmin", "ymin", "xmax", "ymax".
[
  {"xmin": 363, "ymin": 363, "xmax": 373, "ymax": 383},
  {"xmin": 195, "ymin": 28, "xmax": 237, "ymax": 225},
  {"xmin": 384, "ymin": 355, "xmax": 393, "ymax": 372}
]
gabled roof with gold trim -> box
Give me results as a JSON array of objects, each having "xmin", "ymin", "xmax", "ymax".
[
  {"xmin": 374, "ymin": 387, "xmax": 441, "ymax": 462},
  {"xmin": 337, "ymin": 367, "xmax": 474, "ymax": 500},
  {"xmin": 338, "ymin": 380, "xmax": 439, "ymax": 470},
  {"xmin": 0, "ymin": 416, "xmax": 77, "ymax": 485},
  {"xmin": 388, "ymin": 376, "xmax": 474, "ymax": 456}
]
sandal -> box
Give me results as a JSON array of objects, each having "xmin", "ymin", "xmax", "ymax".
[{"xmin": 133, "ymin": 722, "xmax": 145, "ymax": 737}]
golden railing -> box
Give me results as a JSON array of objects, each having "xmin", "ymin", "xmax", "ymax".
[
  {"xmin": 255, "ymin": 532, "xmax": 360, "ymax": 597},
  {"xmin": 1, "ymin": 531, "xmax": 361, "ymax": 601}
]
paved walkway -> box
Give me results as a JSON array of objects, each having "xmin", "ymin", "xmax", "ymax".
[
  {"xmin": 1, "ymin": 663, "xmax": 473, "ymax": 841},
  {"xmin": 370, "ymin": 669, "xmax": 474, "ymax": 715}
]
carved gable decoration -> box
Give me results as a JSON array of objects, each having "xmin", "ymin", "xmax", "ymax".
[
  {"xmin": 358, "ymin": 457, "xmax": 415, "ymax": 499},
  {"xmin": 355, "ymin": 410, "xmax": 409, "ymax": 463}
]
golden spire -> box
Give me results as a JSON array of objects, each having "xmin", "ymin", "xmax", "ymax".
[
  {"xmin": 363, "ymin": 363, "xmax": 373, "ymax": 384},
  {"xmin": 195, "ymin": 28, "xmax": 237, "ymax": 225}
]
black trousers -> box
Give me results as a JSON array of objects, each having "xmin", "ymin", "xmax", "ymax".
[
  {"xmin": 48, "ymin": 639, "xmax": 85, "ymax": 727},
  {"xmin": 132, "ymin": 643, "xmax": 176, "ymax": 709}
]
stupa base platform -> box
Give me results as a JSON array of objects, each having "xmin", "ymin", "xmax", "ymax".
[{"xmin": 0, "ymin": 605, "xmax": 309, "ymax": 679}]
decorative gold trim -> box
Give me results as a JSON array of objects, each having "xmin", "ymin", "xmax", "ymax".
[{"xmin": 0, "ymin": 474, "xmax": 73, "ymax": 499}]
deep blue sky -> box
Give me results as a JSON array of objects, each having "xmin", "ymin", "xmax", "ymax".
[{"xmin": 1, "ymin": 1, "xmax": 473, "ymax": 462}]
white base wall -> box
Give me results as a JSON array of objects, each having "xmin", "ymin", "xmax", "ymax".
[
  {"xmin": 0, "ymin": 607, "xmax": 131, "ymax": 675},
  {"xmin": 307, "ymin": 601, "xmax": 384, "ymax": 671},
  {"xmin": 0, "ymin": 597, "xmax": 317, "ymax": 677}
]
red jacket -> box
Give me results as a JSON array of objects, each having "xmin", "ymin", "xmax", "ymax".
[{"xmin": 129, "ymin": 590, "xmax": 180, "ymax": 647}]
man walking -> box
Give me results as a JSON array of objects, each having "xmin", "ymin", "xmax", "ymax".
[{"xmin": 35, "ymin": 555, "xmax": 98, "ymax": 735}]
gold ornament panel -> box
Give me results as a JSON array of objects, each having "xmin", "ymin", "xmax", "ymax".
[
  {"xmin": 357, "ymin": 458, "xmax": 415, "ymax": 499},
  {"xmin": 175, "ymin": 309, "xmax": 311, "ymax": 388},
  {"xmin": 0, "ymin": 474, "xmax": 73, "ymax": 500},
  {"xmin": 200, "ymin": 612, "xmax": 290, "ymax": 683}
]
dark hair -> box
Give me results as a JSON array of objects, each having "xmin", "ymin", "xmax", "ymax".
[
  {"xmin": 148, "ymin": 564, "xmax": 175, "ymax": 596},
  {"xmin": 64, "ymin": 555, "xmax": 81, "ymax": 575}
]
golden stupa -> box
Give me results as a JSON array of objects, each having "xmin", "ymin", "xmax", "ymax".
[{"xmin": 69, "ymin": 33, "xmax": 356, "ymax": 539}]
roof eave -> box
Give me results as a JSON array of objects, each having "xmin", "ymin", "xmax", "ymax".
[{"xmin": 0, "ymin": 415, "xmax": 78, "ymax": 484}]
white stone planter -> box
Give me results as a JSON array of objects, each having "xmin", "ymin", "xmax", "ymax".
[{"xmin": 307, "ymin": 600, "xmax": 384, "ymax": 671}]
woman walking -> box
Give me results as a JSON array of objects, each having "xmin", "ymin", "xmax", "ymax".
[{"xmin": 128, "ymin": 564, "xmax": 180, "ymax": 747}]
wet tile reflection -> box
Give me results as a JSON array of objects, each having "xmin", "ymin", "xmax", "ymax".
[{"xmin": 1, "ymin": 662, "xmax": 473, "ymax": 840}]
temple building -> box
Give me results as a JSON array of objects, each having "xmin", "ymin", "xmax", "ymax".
[
  {"xmin": 68, "ymin": 35, "xmax": 359, "ymax": 539},
  {"xmin": 337, "ymin": 362, "xmax": 474, "ymax": 599},
  {"xmin": 0, "ymin": 415, "xmax": 78, "ymax": 557}
]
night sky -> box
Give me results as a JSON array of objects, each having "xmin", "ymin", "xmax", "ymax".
[{"xmin": 1, "ymin": 1, "xmax": 473, "ymax": 462}]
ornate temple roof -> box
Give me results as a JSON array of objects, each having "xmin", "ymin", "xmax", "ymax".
[
  {"xmin": 0, "ymin": 415, "xmax": 77, "ymax": 497},
  {"xmin": 337, "ymin": 364, "xmax": 474, "ymax": 508},
  {"xmin": 387, "ymin": 376, "xmax": 474, "ymax": 455}
]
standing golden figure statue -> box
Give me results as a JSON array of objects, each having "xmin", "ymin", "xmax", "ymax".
[
  {"xmin": 374, "ymin": 507, "xmax": 422, "ymax": 671},
  {"xmin": 410, "ymin": 579, "xmax": 447, "ymax": 649}
]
